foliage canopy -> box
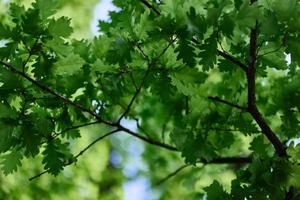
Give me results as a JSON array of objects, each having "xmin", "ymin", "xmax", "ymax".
[{"xmin": 0, "ymin": 0, "xmax": 300, "ymax": 199}]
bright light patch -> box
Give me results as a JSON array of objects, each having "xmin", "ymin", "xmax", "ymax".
[{"xmin": 91, "ymin": 0, "xmax": 120, "ymax": 35}]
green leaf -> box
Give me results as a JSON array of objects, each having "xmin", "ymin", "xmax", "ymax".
[
  {"xmin": 9, "ymin": 3, "xmax": 26, "ymax": 22},
  {"xmin": 288, "ymin": 164, "xmax": 300, "ymax": 187},
  {"xmin": 53, "ymin": 53, "xmax": 85, "ymax": 76},
  {"xmin": 48, "ymin": 17, "xmax": 73, "ymax": 38},
  {"xmin": 91, "ymin": 59, "xmax": 118, "ymax": 74},
  {"xmin": 171, "ymin": 129, "xmax": 217, "ymax": 164},
  {"xmin": 106, "ymin": 36, "xmax": 131, "ymax": 65},
  {"xmin": 199, "ymin": 37, "xmax": 217, "ymax": 71},
  {"xmin": 33, "ymin": 0, "xmax": 59, "ymax": 20},
  {"xmin": 42, "ymin": 140, "xmax": 67, "ymax": 176},
  {"xmin": 220, "ymin": 14, "xmax": 235, "ymax": 37},
  {"xmin": 287, "ymin": 142, "xmax": 300, "ymax": 164},
  {"xmin": 204, "ymin": 181, "xmax": 230, "ymax": 200},
  {"xmin": 44, "ymin": 38, "xmax": 74, "ymax": 56},
  {"xmin": 1, "ymin": 150, "xmax": 23, "ymax": 175},
  {"xmin": 250, "ymin": 135, "xmax": 271, "ymax": 157},
  {"xmin": 21, "ymin": 9, "xmax": 43, "ymax": 36},
  {"xmin": 175, "ymin": 38, "xmax": 197, "ymax": 67},
  {"xmin": 0, "ymin": 123, "xmax": 15, "ymax": 153},
  {"xmin": 236, "ymin": 1, "xmax": 260, "ymax": 32},
  {"xmin": 170, "ymin": 67, "xmax": 208, "ymax": 96}
]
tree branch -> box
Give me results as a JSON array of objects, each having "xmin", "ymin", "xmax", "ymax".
[
  {"xmin": 0, "ymin": 60, "xmax": 114, "ymax": 127},
  {"xmin": 117, "ymin": 124, "xmax": 178, "ymax": 151},
  {"xmin": 245, "ymin": 18, "xmax": 286, "ymax": 157},
  {"xmin": 217, "ymin": 50, "xmax": 248, "ymax": 71},
  {"xmin": 208, "ymin": 96, "xmax": 248, "ymax": 112}
]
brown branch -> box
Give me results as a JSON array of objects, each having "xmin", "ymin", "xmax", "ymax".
[
  {"xmin": 139, "ymin": 0, "xmax": 161, "ymax": 16},
  {"xmin": 249, "ymin": 107, "xmax": 287, "ymax": 157},
  {"xmin": 1, "ymin": 60, "xmax": 182, "ymax": 153},
  {"xmin": 245, "ymin": 18, "xmax": 286, "ymax": 157},
  {"xmin": 117, "ymin": 124, "xmax": 178, "ymax": 151},
  {"xmin": 0, "ymin": 60, "xmax": 114, "ymax": 127},
  {"xmin": 217, "ymin": 50, "xmax": 248, "ymax": 71},
  {"xmin": 208, "ymin": 96, "xmax": 248, "ymax": 112}
]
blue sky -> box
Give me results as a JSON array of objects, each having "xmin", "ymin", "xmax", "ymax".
[{"xmin": 91, "ymin": 0, "xmax": 120, "ymax": 35}]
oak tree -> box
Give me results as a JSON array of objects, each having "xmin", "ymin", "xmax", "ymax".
[{"xmin": 0, "ymin": 0, "xmax": 300, "ymax": 199}]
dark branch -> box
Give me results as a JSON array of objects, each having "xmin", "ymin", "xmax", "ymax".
[
  {"xmin": 117, "ymin": 125, "xmax": 178, "ymax": 151},
  {"xmin": 139, "ymin": 0, "xmax": 161, "ymax": 15},
  {"xmin": 245, "ymin": 18, "xmax": 286, "ymax": 157},
  {"xmin": 249, "ymin": 107, "xmax": 287, "ymax": 157},
  {"xmin": 0, "ymin": 60, "xmax": 114, "ymax": 127},
  {"xmin": 208, "ymin": 96, "xmax": 248, "ymax": 111},
  {"xmin": 217, "ymin": 50, "xmax": 248, "ymax": 71},
  {"xmin": 200, "ymin": 156, "xmax": 252, "ymax": 164}
]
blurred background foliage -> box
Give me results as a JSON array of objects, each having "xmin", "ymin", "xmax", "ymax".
[{"xmin": 0, "ymin": 0, "xmax": 252, "ymax": 199}]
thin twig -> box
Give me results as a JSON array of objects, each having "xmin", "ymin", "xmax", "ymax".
[
  {"xmin": 52, "ymin": 121, "xmax": 100, "ymax": 139},
  {"xmin": 157, "ymin": 156, "xmax": 252, "ymax": 185},
  {"xmin": 208, "ymin": 96, "xmax": 248, "ymax": 112},
  {"xmin": 117, "ymin": 39, "xmax": 176, "ymax": 123},
  {"xmin": 29, "ymin": 129, "xmax": 120, "ymax": 181},
  {"xmin": 22, "ymin": 38, "xmax": 39, "ymax": 73},
  {"xmin": 257, "ymin": 45, "xmax": 282, "ymax": 58},
  {"xmin": 135, "ymin": 43, "xmax": 150, "ymax": 61},
  {"xmin": 129, "ymin": 71, "xmax": 138, "ymax": 91},
  {"xmin": 156, "ymin": 164, "xmax": 190, "ymax": 185},
  {"xmin": 133, "ymin": 118, "xmax": 151, "ymax": 138},
  {"xmin": 73, "ymin": 129, "xmax": 120, "ymax": 159}
]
